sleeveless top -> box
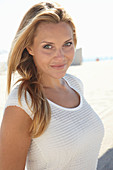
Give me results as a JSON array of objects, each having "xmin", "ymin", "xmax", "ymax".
[{"xmin": 5, "ymin": 74, "xmax": 104, "ymax": 170}]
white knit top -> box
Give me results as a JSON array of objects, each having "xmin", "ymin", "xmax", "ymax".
[{"xmin": 5, "ymin": 74, "xmax": 104, "ymax": 170}]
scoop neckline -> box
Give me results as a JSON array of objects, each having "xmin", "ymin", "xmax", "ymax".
[{"xmin": 47, "ymin": 76, "xmax": 83, "ymax": 111}]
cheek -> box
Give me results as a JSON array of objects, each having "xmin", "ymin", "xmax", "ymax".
[
  {"xmin": 33, "ymin": 51, "xmax": 50, "ymax": 68},
  {"xmin": 32, "ymin": 53, "xmax": 42, "ymax": 68},
  {"xmin": 64, "ymin": 47, "xmax": 75, "ymax": 59}
]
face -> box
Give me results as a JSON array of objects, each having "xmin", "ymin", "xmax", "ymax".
[{"xmin": 28, "ymin": 22, "xmax": 75, "ymax": 80}]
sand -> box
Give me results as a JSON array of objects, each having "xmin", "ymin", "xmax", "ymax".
[{"xmin": 0, "ymin": 60, "xmax": 113, "ymax": 169}]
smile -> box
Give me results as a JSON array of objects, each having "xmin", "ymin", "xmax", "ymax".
[{"xmin": 50, "ymin": 64, "xmax": 66, "ymax": 70}]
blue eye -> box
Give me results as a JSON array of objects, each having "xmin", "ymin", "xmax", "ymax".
[
  {"xmin": 64, "ymin": 42, "xmax": 73, "ymax": 47},
  {"xmin": 43, "ymin": 44, "xmax": 52, "ymax": 49}
]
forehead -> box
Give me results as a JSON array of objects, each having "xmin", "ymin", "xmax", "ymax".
[{"xmin": 34, "ymin": 22, "xmax": 73, "ymax": 41}]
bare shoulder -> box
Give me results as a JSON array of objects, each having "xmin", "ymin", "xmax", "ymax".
[{"xmin": 0, "ymin": 106, "xmax": 32, "ymax": 170}]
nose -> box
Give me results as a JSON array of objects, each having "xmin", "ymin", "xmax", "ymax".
[{"xmin": 54, "ymin": 48, "xmax": 64, "ymax": 61}]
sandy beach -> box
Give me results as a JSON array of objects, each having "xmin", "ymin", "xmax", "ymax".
[{"xmin": 0, "ymin": 60, "xmax": 113, "ymax": 169}]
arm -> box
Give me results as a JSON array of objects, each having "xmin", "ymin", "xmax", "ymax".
[{"xmin": 0, "ymin": 106, "xmax": 32, "ymax": 170}]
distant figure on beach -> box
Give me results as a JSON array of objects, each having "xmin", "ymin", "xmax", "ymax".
[
  {"xmin": 96, "ymin": 58, "xmax": 100, "ymax": 62},
  {"xmin": 0, "ymin": 1, "xmax": 104, "ymax": 170}
]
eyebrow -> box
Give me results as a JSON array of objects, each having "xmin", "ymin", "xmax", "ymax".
[
  {"xmin": 41, "ymin": 38, "xmax": 73, "ymax": 44},
  {"xmin": 64, "ymin": 38, "xmax": 73, "ymax": 43}
]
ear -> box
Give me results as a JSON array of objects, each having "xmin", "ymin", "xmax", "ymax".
[{"xmin": 26, "ymin": 46, "xmax": 34, "ymax": 56}]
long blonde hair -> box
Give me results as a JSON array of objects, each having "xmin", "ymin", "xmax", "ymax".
[{"xmin": 7, "ymin": 1, "xmax": 77, "ymax": 138}]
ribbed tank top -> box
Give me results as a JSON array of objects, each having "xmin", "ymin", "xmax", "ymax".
[{"xmin": 5, "ymin": 74, "xmax": 104, "ymax": 170}]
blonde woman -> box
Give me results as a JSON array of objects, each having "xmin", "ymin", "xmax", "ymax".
[{"xmin": 0, "ymin": 1, "xmax": 104, "ymax": 170}]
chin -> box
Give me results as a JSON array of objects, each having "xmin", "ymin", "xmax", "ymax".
[{"xmin": 52, "ymin": 71, "xmax": 67, "ymax": 79}]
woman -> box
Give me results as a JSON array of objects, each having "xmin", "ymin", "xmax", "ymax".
[{"xmin": 0, "ymin": 1, "xmax": 104, "ymax": 170}]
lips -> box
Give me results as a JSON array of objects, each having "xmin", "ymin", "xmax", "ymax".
[{"xmin": 50, "ymin": 64, "xmax": 66, "ymax": 70}]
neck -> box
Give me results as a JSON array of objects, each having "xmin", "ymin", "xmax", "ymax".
[{"xmin": 41, "ymin": 75, "xmax": 65, "ymax": 89}]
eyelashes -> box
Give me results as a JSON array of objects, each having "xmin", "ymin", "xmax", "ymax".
[
  {"xmin": 63, "ymin": 42, "xmax": 73, "ymax": 47},
  {"xmin": 43, "ymin": 41, "xmax": 73, "ymax": 50},
  {"xmin": 43, "ymin": 44, "xmax": 52, "ymax": 49}
]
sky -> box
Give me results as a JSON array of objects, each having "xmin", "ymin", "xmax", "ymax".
[{"xmin": 0, "ymin": 0, "xmax": 113, "ymax": 61}]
